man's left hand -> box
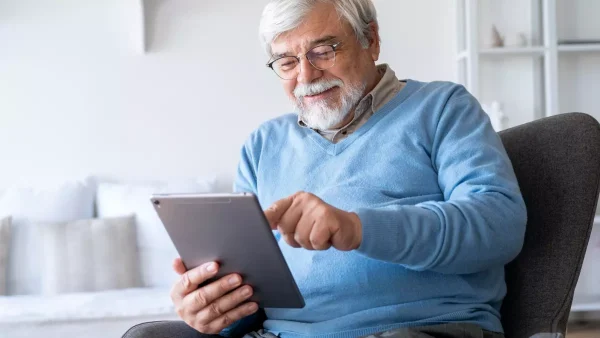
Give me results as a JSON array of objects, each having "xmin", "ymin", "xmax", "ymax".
[{"xmin": 263, "ymin": 191, "xmax": 362, "ymax": 251}]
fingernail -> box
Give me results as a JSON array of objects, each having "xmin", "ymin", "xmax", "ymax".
[
  {"xmin": 242, "ymin": 286, "xmax": 252, "ymax": 296},
  {"xmin": 206, "ymin": 263, "xmax": 217, "ymax": 272},
  {"xmin": 247, "ymin": 303, "xmax": 258, "ymax": 312},
  {"xmin": 229, "ymin": 276, "xmax": 240, "ymax": 286}
]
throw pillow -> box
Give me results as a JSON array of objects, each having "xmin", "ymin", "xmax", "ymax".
[
  {"xmin": 0, "ymin": 216, "xmax": 11, "ymax": 295},
  {"xmin": 39, "ymin": 215, "xmax": 141, "ymax": 294},
  {"xmin": 95, "ymin": 178, "xmax": 216, "ymax": 287},
  {"xmin": 0, "ymin": 179, "xmax": 96, "ymax": 295}
]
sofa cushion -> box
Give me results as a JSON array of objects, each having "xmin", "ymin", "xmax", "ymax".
[
  {"xmin": 0, "ymin": 179, "xmax": 96, "ymax": 295},
  {"xmin": 95, "ymin": 178, "xmax": 216, "ymax": 287},
  {"xmin": 0, "ymin": 216, "xmax": 11, "ymax": 295},
  {"xmin": 40, "ymin": 216, "xmax": 141, "ymax": 294},
  {"xmin": 0, "ymin": 287, "xmax": 174, "ymax": 324}
]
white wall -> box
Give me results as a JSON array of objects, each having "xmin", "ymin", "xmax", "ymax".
[{"xmin": 0, "ymin": 0, "xmax": 456, "ymax": 191}]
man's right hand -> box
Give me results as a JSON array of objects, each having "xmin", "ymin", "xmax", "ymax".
[{"xmin": 170, "ymin": 258, "xmax": 259, "ymax": 334}]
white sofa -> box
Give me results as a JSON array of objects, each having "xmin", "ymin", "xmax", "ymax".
[{"xmin": 0, "ymin": 176, "xmax": 217, "ymax": 338}]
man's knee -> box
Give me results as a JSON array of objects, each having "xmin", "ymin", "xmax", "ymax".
[{"xmin": 122, "ymin": 320, "xmax": 206, "ymax": 338}]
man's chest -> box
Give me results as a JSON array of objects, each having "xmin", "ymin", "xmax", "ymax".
[{"xmin": 255, "ymin": 131, "xmax": 442, "ymax": 211}]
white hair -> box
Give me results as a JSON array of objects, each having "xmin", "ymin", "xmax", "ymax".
[{"xmin": 259, "ymin": 0, "xmax": 378, "ymax": 55}]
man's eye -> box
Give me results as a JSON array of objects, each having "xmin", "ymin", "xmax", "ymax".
[
  {"xmin": 309, "ymin": 49, "xmax": 334, "ymax": 60},
  {"xmin": 278, "ymin": 61, "xmax": 297, "ymax": 70}
]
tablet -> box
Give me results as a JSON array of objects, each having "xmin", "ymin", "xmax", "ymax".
[{"xmin": 150, "ymin": 192, "xmax": 305, "ymax": 309}]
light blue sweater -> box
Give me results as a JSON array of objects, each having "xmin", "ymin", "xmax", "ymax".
[{"xmin": 233, "ymin": 80, "xmax": 527, "ymax": 338}]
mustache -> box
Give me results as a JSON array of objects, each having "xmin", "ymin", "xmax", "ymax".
[{"xmin": 293, "ymin": 79, "xmax": 344, "ymax": 99}]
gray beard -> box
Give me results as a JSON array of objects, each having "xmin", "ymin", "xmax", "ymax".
[{"xmin": 295, "ymin": 82, "xmax": 366, "ymax": 131}]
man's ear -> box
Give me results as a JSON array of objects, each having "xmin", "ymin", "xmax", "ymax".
[{"xmin": 367, "ymin": 21, "xmax": 381, "ymax": 62}]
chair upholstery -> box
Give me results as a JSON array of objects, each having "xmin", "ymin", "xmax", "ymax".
[{"xmin": 498, "ymin": 113, "xmax": 600, "ymax": 338}]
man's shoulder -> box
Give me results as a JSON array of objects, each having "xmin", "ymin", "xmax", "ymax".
[
  {"xmin": 243, "ymin": 113, "xmax": 299, "ymax": 148},
  {"xmin": 398, "ymin": 80, "xmax": 481, "ymax": 129},
  {"xmin": 257, "ymin": 112, "xmax": 298, "ymax": 132},
  {"xmin": 410, "ymin": 80, "xmax": 471, "ymax": 98}
]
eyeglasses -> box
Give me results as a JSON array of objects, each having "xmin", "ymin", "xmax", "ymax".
[{"xmin": 266, "ymin": 42, "xmax": 341, "ymax": 80}]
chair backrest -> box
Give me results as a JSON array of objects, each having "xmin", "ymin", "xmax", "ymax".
[{"xmin": 498, "ymin": 113, "xmax": 600, "ymax": 338}]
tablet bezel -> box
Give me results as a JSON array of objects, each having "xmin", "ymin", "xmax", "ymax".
[{"xmin": 150, "ymin": 192, "xmax": 305, "ymax": 309}]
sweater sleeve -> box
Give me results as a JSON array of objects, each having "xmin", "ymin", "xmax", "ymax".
[
  {"xmin": 355, "ymin": 85, "xmax": 527, "ymax": 274},
  {"xmin": 233, "ymin": 140, "xmax": 259, "ymax": 196}
]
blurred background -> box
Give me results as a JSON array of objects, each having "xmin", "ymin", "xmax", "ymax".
[{"xmin": 0, "ymin": 0, "xmax": 598, "ymax": 337}]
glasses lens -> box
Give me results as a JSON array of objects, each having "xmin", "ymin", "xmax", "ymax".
[
  {"xmin": 272, "ymin": 57, "xmax": 299, "ymax": 79},
  {"xmin": 307, "ymin": 45, "xmax": 336, "ymax": 70}
]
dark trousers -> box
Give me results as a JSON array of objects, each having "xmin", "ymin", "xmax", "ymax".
[{"xmin": 122, "ymin": 321, "xmax": 504, "ymax": 338}]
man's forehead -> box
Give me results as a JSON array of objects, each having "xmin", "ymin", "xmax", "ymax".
[{"xmin": 270, "ymin": 2, "xmax": 347, "ymax": 57}]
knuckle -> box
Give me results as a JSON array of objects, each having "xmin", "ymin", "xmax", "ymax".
[
  {"xmin": 195, "ymin": 288, "xmax": 210, "ymax": 307},
  {"xmin": 285, "ymin": 233, "xmax": 295, "ymax": 242},
  {"xmin": 309, "ymin": 235, "xmax": 322, "ymax": 247},
  {"xmin": 204, "ymin": 323, "xmax": 219, "ymax": 335},
  {"xmin": 195, "ymin": 323, "xmax": 209, "ymax": 334},
  {"xmin": 220, "ymin": 313, "xmax": 233, "ymax": 328},
  {"xmin": 209, "ymin": 301, "xmax": 223, "ymax": 316},
  {"xmin": 285, "ymin": 235, "xmax": 299, "ymax": 248},
  {"xmin": 295, "ymin": 234, "xmax": 309, "ymax": 247},
  {"xmin": 180, "ymin": 272, "xmax": 192, "ymax": 289},
  {"xmin": 296, "ymin": 191, "xmax": 309, "ymax": 201},
  {"xmin": 194, "ymin": 319, "xmax": 216, "ymax": 335},
  {"xmin": 319, "ymin": 205, "xmax": 332, "ymax": 217},
  {"xmin": 175, "ymin": 306, "xmax": 185, "ymax": 318}
]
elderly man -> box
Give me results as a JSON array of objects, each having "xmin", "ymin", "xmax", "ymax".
[{"xmin": 124, "ymin": 0, "xmax": 526, "ymax": 338}]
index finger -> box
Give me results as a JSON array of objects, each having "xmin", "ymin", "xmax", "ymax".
[
  {"xmin": 264, "ymin": 195, "xmax": 295, "ymax": 229},
  {"xmin": 171, "ymin": 261, "xmax": 219, "ymax": 299}
]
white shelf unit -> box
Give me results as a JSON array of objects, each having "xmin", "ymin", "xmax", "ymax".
[
  {"xmin": 456, "ymin": 0, "xmax": 600, "ymax": 313},
  {"xmin": 456, "ymin": 0, "xmax": 600, "ymax": 129}
]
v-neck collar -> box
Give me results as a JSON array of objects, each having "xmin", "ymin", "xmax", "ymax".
[{"xmin": 303, "ymin": 79, "xmax": 418, "ymax": 156}]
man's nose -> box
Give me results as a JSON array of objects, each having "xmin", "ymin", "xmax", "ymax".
[{"xmin": 296, "ymin": 57, "xmax": 322, "ymax": 84}]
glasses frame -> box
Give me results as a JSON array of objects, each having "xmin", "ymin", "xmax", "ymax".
[{"xmin": 266, "ymin": 42, "xmax": 341, "ymax": 80}]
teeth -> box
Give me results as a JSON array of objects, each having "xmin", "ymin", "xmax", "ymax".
[{"xmin": 308, "ymin": 88, "xmax": 330, "ymax": 97}]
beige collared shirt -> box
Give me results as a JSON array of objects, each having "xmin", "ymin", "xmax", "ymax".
[{"xmin": 298, "ymin": 64, "xmax": 405, "ymax": 143}]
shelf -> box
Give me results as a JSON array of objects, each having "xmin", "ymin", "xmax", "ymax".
[
  {"xmin": 558, "ymin": 43, "xmax": 600, "ymax": 52},
  {"xmin": 479, "ymin": 47, "xmax": 546, "ymax": 56},
  {"xmin": 572, "ymin": 295, "xmax": 600, "ymax": 312}
]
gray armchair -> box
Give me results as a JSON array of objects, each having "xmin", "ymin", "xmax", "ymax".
[{"xmin": 498, "ymin": 112, "xmax": 600, "ymax": 338}]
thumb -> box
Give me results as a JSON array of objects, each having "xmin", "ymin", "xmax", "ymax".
[{"xmin": 172, "ymin": 257, "xmax": 187, "ymax": 275}]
